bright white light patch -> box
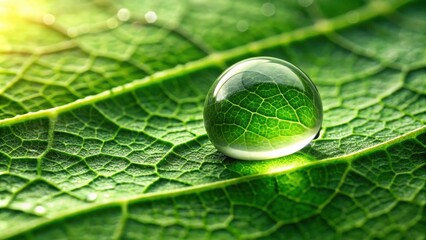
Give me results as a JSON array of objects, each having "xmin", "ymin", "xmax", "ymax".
[
  {"xmin": 144, "ymin": 11, "xmax": 158, "ymax": 23},
  {"xmin": 86, "ymin": 192, "xmax": 98, "ymax": 202},
  {"xmin": 34, "ymin": 205, "xmax": 46, "ymax": 215},
  {"xmin": 117, "ymin": 8, "xmax": 130, "ymax": 21}
]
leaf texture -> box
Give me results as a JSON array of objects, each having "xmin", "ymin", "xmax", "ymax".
[{"xmin": 0, "ymin": 0, "xmax": 425, "ymax": 239}]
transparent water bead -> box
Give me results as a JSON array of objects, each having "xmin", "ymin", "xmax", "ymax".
[
  {"xmin": 86, "ymin": 192, "xmax": 98, "ymax": 202},
  {"xmin": 204, "ymin": 57, "xmax": 322, "ymax": 160},
  {"xmin": 34, "ymin": 205, "xmax": 46, "ymax": 215}
]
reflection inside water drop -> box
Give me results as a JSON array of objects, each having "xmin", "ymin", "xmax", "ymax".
[{"xmin": 203, "ymin": 57, "xmax": 323, "ymax": 160}]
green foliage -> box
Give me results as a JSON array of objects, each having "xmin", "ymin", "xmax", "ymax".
[{"xmin": 0, "ymin": 0, "xmax": 425, "ymax": 239}]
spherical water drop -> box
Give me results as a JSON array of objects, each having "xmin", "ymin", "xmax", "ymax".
[
  {"xmin": 117, "ymin": 8, "xmax": 130, "ymax": 21},
  {"xmin": 261, "ymin": 3, "xmax": 276, "ymax": 17},
  {"xmin": 144, "ymin": 11, "xmax": 158, "ymax": 23},
  {"xmin": 298, "ymin": 0, "xmax": 313, "ymax": 8},
  {"xmin": 236, "ymin": 20, "xmax": 249, "ymax": 32},
  {"xmin": 34, "ymin": 205, "xmax": 46, "ymax": 215},
  {"xmin": 86, "ymin": 192, "xmax": 98, "ymax": 202},
  {"xmin": 106, "ymin": 18, "xmax": 119, "ymax": 29},
  {"xmin": 42, "ymin": 14, "xmax": 55, "ymax": 25},
  {"xmin": 203, "ymin": 57, "xmax": 322, "ymax": 160}
]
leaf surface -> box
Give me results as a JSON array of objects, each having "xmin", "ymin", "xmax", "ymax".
[{"xmin": 0, "ymin": 0, "xmax": 425, "ymax": 239}]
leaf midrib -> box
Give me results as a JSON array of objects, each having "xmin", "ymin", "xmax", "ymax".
[
  {"xmin": 2, "ymin": 126, "xmax": 424, "ymax": 239},
  {"xmin": 0, "ymin": 0, "xmax": 408, "ymax": 127}
]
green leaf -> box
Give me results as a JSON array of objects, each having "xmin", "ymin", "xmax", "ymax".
[{"xmin": 0, "ymin": 0, "xmax": 425, "ymax": 239}]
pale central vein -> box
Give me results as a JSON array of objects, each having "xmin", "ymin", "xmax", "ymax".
[{"xmin": 0, "ymin": 0, "xmax": 408, "ymax": 127}]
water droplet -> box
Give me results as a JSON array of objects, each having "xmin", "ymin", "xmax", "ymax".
[
  {"xmin": 117, "ymin": 8, "xmax": 130, "ymax": 21},
  {"xmin": 106, "ymin": 18, "xmax": 119, "ymax": 29},
  {"xmin": 42, "ymin": 14, "xmax": 55, "ymax": 25},
  {"xmin": 298, "ymin": 0, "xmax": 313, "ymax": 8},
  {"xmin": 144, "ymin": 11, "xmax": 158, "ymax": 23},
  {"xmin": 67, "ymin": 28, "xmax": 78, "ymax": 37},
  {"xmin": 261, "ymin": 3, "xmax": 276, "ymax": 17},
  {"xmin": 34, "ymin": 205, "xmax": 46, "ymax": 215},
  {"xmin": 204, "ymin": 57, "xmax": 323, "ymax": 160},
  {"xmin": 86, "ymin": 192, "xmax": 98, "ymax": 202},
  {"xmin": 236, "ymin": 20, "xmax": 249, "ymax": 32}
]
